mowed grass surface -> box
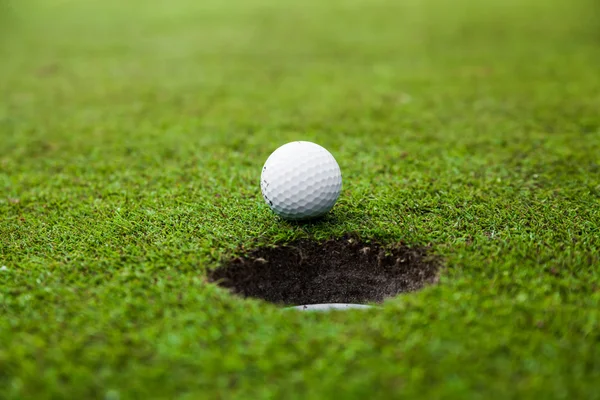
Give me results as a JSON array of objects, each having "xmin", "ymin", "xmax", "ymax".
[{"xmin": 1, "ymin": 0, "xmax": 600, "ymax": 397}]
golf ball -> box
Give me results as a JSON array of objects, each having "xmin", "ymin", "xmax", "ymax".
[{"xmin": 260, "ymin": 141, "xmax": 342, "ymax": 220}]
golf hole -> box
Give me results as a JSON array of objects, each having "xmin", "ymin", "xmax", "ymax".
[{"xmin": 208, "ymin": 235, "xmax": 441, "ymax": 310}]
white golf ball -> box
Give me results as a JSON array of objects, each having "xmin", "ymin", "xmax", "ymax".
[{"xmin": 260, "ymin": 141, "xmax": 342, "ymax": 220}]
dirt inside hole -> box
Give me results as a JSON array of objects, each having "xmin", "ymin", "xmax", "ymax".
[{"xmin": 208, "ymin": 235, "xmax": 442, "ymax": 306}]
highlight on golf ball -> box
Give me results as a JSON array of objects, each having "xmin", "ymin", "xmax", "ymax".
[{"xmin": 260, "ymin": 141, "xmax": 342, "ymax": 220}]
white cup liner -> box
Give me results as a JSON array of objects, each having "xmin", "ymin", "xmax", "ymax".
[{"xmin": 286, "ymin": 303, "xmax": 374, "ymax": 311}]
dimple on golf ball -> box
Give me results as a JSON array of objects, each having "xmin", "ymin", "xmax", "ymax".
[{"xmin": 260, "ymin": 141, "xmax": 342, "ymax": 220}]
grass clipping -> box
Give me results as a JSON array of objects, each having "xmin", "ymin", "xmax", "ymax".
[{"xmin": 209, "ymin": 236, "xmax": 441, "ymax": 306}]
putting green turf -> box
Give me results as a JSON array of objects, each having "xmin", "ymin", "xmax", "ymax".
[{"xmin": 1, "ymin": 0, "xmax": 600, "ymax": 397}]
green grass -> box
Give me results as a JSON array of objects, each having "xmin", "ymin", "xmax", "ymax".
[{"xmin": 1, "ymin": 0, "xmax": 600, "ymax": 398}]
